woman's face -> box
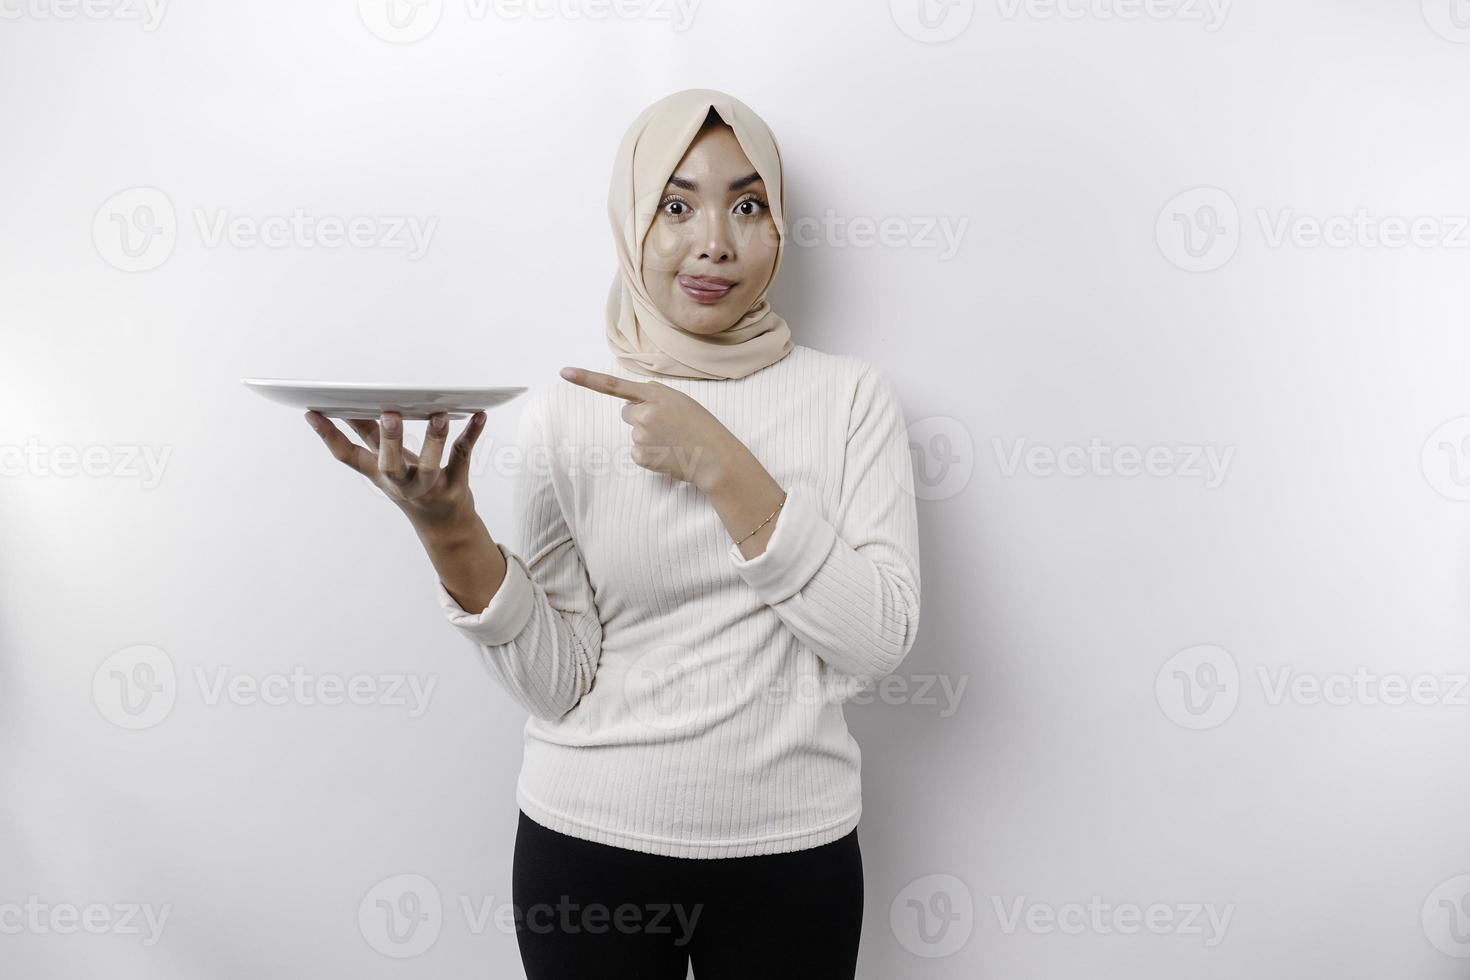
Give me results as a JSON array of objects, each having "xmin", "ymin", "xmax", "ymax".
[{"xmin": 640, "ymin": 123, "xmax": 779, "ymax": 335}]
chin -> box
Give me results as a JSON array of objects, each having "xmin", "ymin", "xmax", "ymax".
[
  {"xmin": 674, "ymin": 306, "xmax": 741, "ymax": 334},
  {"xmin": 658, "ymin": 293, "xmax": 731, "ymax": 333}
]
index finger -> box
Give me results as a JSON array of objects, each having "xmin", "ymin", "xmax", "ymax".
[
  {"xmin": 559, "ymin": 366, "xmax": 649, "ymax": 402},
  {"xmin": 305, "ymin": 412, "xmax": 376, "ymax": 477}
]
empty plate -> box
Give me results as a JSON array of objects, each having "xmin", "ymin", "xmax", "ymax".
[{"xmin": 242, "ymin": 378, "xmax": 527, "ymax": 421}]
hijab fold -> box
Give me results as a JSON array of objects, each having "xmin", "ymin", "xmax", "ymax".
[{"xmin": 605, "ymin": 88, "xmax": 793, "ymax": 380}]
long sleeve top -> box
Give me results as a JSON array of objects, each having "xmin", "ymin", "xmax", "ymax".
[{"xmin": 436, "ymin": 343, "xmax": 922, "ymax": 858}]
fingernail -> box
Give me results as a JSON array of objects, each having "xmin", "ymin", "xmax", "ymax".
[
  {"xmin": 381, "ymin": 415, "xmax": 399, "ymax": 434},
  {"xmin": 304, "ymin": 412, "xmax": 321, "ymax": 432},
  {"xmin": 431, "ymin": 416, "xmax": 446, "ymax": 431},
  {"xmin": 559, "ymin": 367, "xmax": 576, "ymax": 381}
]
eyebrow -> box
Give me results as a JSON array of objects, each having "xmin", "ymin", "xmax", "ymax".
[{"xmin": 666, "ymin": 172, "xmax": 764, "ymax": 193}]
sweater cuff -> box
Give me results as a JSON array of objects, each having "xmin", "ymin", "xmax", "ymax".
[
  {"xmin": 437, "ymin": 542, "xmax": 536, "ymax": 646},
  {"xmin": 726, "ymin": 484, "xmax": 837, "ymax": 604}
]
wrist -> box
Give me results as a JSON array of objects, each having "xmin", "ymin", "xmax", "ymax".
[
  {"xmin": 697, "ymin": 437, "xmax": 752, "ymax": 497},
  {"xmin": 410, "ymin": 505, "xmax": 484, "ymax": 550}
]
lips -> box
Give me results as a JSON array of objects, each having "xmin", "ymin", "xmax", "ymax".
[{"xmin": 678, "ymin": 275, "xmax": 737, "ymax": 304}]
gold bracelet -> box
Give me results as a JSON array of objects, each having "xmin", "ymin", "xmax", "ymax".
[{"xmin": 735, "ymin": 493, "xmax": 787, "ymax": 547}]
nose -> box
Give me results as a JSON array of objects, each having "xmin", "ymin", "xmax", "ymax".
[{"xmin": 698, "ymin": 209, "xmax": 735, "ymax": 262}]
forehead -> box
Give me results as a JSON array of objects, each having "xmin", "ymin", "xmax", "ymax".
[{"xmin": 668, "ymin": 126, "xmax": 762, "ymax": 184}]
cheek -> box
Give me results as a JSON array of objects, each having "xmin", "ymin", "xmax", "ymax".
[
  {"xmin": 747, "ymin": 224, "xmax": 779, "ymax": 283},
  {"xmin": 643, "ymin": 222, "xmax": 685, "ymax": 277},
  {"xmin": 739, "ymin": 215, "xmax": 779, "ymax": 255}
]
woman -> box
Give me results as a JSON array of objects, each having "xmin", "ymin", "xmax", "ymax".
[{"xmin": 305, "ymin": 88, "xmax": 922, "ymax": 979}]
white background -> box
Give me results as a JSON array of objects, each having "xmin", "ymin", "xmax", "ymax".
[{"xmin": 4, "ymin": 0, "xmax": 1470, "ymax": 977}]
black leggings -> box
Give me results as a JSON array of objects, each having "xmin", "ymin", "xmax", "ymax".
[{"xmin": 511, "ymin": 810, "xmax": 864, "ymax": 979}]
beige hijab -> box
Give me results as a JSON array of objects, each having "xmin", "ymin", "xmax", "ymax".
[{"xmin": 605, "ymin": 88, "xmax": 794, "ymax": 381}]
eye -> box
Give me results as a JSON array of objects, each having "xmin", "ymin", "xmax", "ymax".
[
  {"xmin": 659, "ymin": 195, "xmax": 693, "ymax": 219},
  {"xmin": 735, "ymin": 195, "xmax": 769, "ymax": 217},
  {"xmin": 657, "ymin": 194, "xmax": 770, "ymax": 221}
]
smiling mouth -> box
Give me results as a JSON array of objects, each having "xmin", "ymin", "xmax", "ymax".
[{"xmin": 678, "ymin": 275, "xmax": 737, "ymax": 304}]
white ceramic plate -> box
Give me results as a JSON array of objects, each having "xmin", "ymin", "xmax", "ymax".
[{"xmin": 241, "ymin": 378, "xmax": 528, "ymax": 421}]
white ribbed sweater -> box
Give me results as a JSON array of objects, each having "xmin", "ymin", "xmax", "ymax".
[{"xmin": 436, "ymin": 344, "xmax": 922, "ymax": 858}]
